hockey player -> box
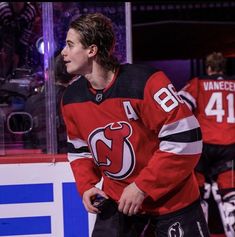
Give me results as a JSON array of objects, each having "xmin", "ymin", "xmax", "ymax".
[
  {"xmin": 61, "ymin": 13, "xmax": 210, "ymax": 236},
  {"xmin": 179, "ymin": 52, "xmax": 235, "ymax": 237}
]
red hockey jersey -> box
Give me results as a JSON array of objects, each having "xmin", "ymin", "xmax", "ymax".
[
  {"xmin": 179, "ymin": 74, "xmax": 235, "ymax": 145},
  {"xmin": 62, "ymin": 64, "xmax": 202, "ymax": 215}
]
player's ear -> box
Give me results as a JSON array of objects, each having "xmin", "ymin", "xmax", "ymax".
[
  {"xmin": 206, "ymin": 66, "xmax": 212, "ymax": 75},
  {"xmin": 88, "ymin": 44, "xmax": 98, "ymax": 58}
]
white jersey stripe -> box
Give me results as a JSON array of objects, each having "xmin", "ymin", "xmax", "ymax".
[
  {"xmin": 67, "ymin": 136, "xmax": 88, "ymax": 149},
  {"xmin": 160, "ymin": 140, "xmax": 202, "ymax": 155},
  {"xmin": 68, "ymin": 152, "xmax": 92, "ymax": 162},
  {"xmin": 159, "ymin": 115, "xmax": 200, "ymax": 138}
]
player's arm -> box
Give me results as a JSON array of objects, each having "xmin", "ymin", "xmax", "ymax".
[
  {"xmin": 178, "ymin": 77, "xmax": 199, "ymax": 111},
  {"xmin": 134, "ymin": 71, "xmax": 202, "ymax": 201},
  {"xmin": 61, "ymin": 104, "xmax": 102, "ymax": 197}
]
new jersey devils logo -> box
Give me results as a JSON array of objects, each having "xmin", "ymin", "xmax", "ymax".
[
  {"xmin": 168, "ymin": 222, "xmax": 184, "ymax": 237},
  {"xmin": 88, "ymin": 121, "xmax": 136, "ymax": 180}
]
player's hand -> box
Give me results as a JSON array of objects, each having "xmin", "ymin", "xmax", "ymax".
[
  {"xmin": 82, "ymin": 187, "xmax": 108, "ymax": 214},
  {"xmin": 118, "ymin": 182, "xmax": 146, "ymax": 216}
]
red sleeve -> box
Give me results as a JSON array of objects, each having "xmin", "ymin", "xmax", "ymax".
[
  {"xmin": 134, "ymin": 71, "xmax": 202, "ymax": 201},
  {"xmin": 61, "ymin": 104, "xmax": 102, "ymax": 196},
  {"xmin": 70, "ymin": 159, "xmax": 101, "ymax": 196},
  {"xmin": 178, "ymin": 77, "xmax": 199, "ymax": 111}
]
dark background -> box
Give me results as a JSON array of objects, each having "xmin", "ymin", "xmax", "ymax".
[
  {"xmin": 131, "ymin": 1, "xmax": 235, "ymax": 89},
  {"xmin": 132, "ymin": 1, "xmax": 235, "ymax": 60}
]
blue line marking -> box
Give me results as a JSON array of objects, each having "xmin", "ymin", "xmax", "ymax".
[
  {"xmin": 63, "ymin": 182, "xmax": 88, "ymax": 237},
  {"xmin": 0, "ymin": 183, "xmax": 54, "ymax": 204},
  {"xmin": 0, "ymin": 216, "xmax": 51, "ymax": 236}
]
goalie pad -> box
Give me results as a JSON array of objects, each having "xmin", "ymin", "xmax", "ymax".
[
  {"xmin": 212, "ymin": 182, "xmax": 235, "ymax": 237},
  {"xmin": 200, "ymin": 182, "xmax": 211, "ymax": 222}
]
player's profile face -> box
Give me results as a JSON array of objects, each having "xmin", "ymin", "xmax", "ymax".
[{"xmin": 61, "ymin": 29, "xmax": 90, "ymax": 75}]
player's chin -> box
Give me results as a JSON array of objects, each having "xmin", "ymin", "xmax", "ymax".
[{"xmin": 66, "ymin": 66, "xmax": 76, "ymax": 75}]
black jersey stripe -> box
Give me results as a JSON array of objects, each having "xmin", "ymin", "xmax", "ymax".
[
  {"xmin": 159, "ymin": 127, "xmax": 202, "ymax": 143},
  {"xmin": 67, "ymin": 142, "xmax": 90, "ymax": 154},
  {"xmin": 180, "ymin": 94, "xmax": 196, "ymax": 111}
]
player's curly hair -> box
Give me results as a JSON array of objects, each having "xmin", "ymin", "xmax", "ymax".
[
  {"xmin": 69, "ymin": 13, "xmax": 119, "ymax": 72},
  {"xmin": 205, "ymin": 52, "xmax": 226, "ymax": 73}
]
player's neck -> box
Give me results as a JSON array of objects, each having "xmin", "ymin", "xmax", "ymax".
[
  {"xmin": 85, "ymin": 65, "xmax": 115, "ymax": 90},
  {"xmin": 207, "ymin": 68, "xmax": 223, "ymax": 76}
]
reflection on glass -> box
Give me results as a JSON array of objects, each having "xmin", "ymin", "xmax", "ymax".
[
  {"xmin": 7, "ymin": 112, "xmax": 33, "ymax": 134},
  {"xmin": 0, "ymin": 2, "xmax": 128, "ymax": 156}
]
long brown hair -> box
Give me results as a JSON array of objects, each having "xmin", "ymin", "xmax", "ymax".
[{"xmin": 69, "ymin": 13, "xmax": 119, "ymax": 72}]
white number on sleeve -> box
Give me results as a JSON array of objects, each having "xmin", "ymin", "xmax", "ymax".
[{"xmin": 153, "ymin": 84, "xmax": 182, "ymax": 112}]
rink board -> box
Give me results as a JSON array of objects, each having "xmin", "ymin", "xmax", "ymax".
[{"xmin": 0, "ymin": 162, "xmax": 90, "ymax": 237}]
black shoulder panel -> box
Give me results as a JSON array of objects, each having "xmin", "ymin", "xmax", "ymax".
[
  {"xmin": 198, "ymin": 74, "xmax": 234, "ymax": 81},
  {"xmin": 62, "ymin": 64, "xmax": 158, "ymax": 105},
  {"xmin": 111, "ymin": 63, "xmax": 157, "ymax": 99},
  {"xmin": 62, "ymin": 76, "xmax": 90, "ymax": 105}
]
